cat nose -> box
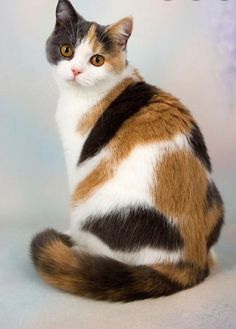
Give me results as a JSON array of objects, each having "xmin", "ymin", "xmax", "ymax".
[{"xmin": 72, "ymin": 68, "xmax": 81, "ymax": 77}]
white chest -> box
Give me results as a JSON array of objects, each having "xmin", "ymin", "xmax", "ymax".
[
  {"xmin": 54, "ymin": 67, "xmax": 136, "ymax": 191},
  {"xmin": 55, "ymin": 91, "xmax": 100, "ymax": 191}
]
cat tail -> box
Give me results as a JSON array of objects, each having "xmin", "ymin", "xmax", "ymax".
[{"xmin": 30, "ymin": 229, "xmax": 209, "ymax": 302}]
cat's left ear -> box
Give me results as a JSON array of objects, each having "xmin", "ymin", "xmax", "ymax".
[
  {"xmin": 56, "ymin": 0, "xmax": 78, "ymax": 24},
  {"xmin": 106, "ymin": 17, "xmax": 133, "ymax": 50}
]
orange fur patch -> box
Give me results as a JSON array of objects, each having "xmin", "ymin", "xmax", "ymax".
[
  {"xmin": 87, "ymin": 24, "xmax": 103, "ymax": 54},
  {"xmin": 71, "ymin": 159, "xmax": 113, "ymax": 206},
  {"xmin": 105, "ymin": 52, "xmax": 126, "ymax": 73},
  {"xmin": 39, "ymin": 240, "xmax": 77, "ymax": 268},
  {"xmin": 152, "ymin": 150, "xmax": 208, "ymax": 267},
  {"xmin": 151, "ymin": 262, "xmax": 206, "ymax": 287},
  {"xmin": 108, "ymin": 90, "xmax": 193, "ymax": 163},
  {"xmin": 72, "ymin": 89, "xmax": 194, "ymax": 206}
]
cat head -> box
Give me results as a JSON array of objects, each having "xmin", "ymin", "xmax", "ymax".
[{"xmin": 46, "ymin": 0, "xmax": 133, "ymax": 88}]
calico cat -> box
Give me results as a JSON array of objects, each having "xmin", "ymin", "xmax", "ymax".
[{"xmin": 31, "ymin": 0, "xmax": 224, "ymax": 302}]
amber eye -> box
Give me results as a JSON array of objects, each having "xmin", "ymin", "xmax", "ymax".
[
  {"xmin": 60, "ymin": 44, "xmax": 74, "ymax": 58},
  {"xmin": 90, "ymin": 55, "xmax": 105, "ymax": 67}
]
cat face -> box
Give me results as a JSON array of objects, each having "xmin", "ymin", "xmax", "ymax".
[{"xmin": 46, "ymin": 0, "xmax": 133, "ymax": 88}]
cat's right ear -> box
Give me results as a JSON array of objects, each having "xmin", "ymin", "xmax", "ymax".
[
  {"xmin": 56, "ymin": 0, "xmax": 78, "ymax": 25},
  {"xmin": 106, "ymin": 17, "xmax": 133, "ymax": 51}
]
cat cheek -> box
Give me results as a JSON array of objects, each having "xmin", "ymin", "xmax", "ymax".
[
  {"xmin": 57, "ymin": 61, "xmax": 74, "ymax": 81},
  {"xmin": 89, "ymin": 66, "xmax": 109, "ymax": 80},
  {"xmin": 104, "ymin": 56, "xmax": 125, "ymax": 73}
]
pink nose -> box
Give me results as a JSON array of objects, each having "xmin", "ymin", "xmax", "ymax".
[{"xmin": 72, "ymin": 68, "xmax": 81, "ymax": 77}]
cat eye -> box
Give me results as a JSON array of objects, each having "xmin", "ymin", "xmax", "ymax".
[
  {"xmin": 90, "ymin": 55, "xmax": 105, "ymax": 67},
  {"xmin": 60, "ymin": 44, "xmax": 74, "ymax": 58}
]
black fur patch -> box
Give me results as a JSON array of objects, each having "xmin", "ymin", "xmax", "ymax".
[
  {"xmin": 207, "ymin": 214, "xmax": 224, "ymax": 249},
  {"xmin": 79, "ymin": 82, "xmax": 156, "ymax": 163},
  {"xmin": 205, "ymin": 181, "xmax": 223, "ymax": 210},
  {"xmin": 82, "ymin": 206, "xmax": 183, "ymax": 252},
  {"xmin": 187, "ymin": 123, "xmax": 212, "ymax": 172},
  {"xmin": 77, "ymin": 254, "xmax": 182, "ymax": 302},
  {"xmin": 204, "ymin": 181, "xmax": 224, "ymax": 249}
]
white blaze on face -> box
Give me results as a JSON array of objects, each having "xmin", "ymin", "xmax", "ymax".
[{"xmin": 56, "ymin": 38, "xmax": 115, "ymax": 87}]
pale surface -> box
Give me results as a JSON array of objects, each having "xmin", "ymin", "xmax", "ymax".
[{"xmin": 0, "ymin": 219, "xmax": 236, "ymax": 329}]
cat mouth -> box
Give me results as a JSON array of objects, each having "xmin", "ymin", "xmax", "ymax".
[
  {"xmin": 66, "ymin": 75, "xmax": 81, "ymax": 84},
  {"xmin": 66, "ymin": 77, "xmax": 89, "ymax": 88}
]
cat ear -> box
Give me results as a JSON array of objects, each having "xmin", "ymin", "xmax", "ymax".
[
  {"xmin": 56, "ymin": 0, "xmax": 78, "ymax": 23},
  {"xmin": 107, "ymin": 17, "xmax": 133, "ymax": 50}
]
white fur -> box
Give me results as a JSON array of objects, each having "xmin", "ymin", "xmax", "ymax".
[
  {"xmin": 73, "ymin": 230, "xmax": 182, "ymax": 266},
  {"xmin": 209, "ymin": 248, "xmax": 217, "ymax": 263}
]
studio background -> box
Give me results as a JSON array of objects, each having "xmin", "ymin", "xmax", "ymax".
[{"xmin": 0, "ymin": 1, "xmax": 235, "ymax": 328}]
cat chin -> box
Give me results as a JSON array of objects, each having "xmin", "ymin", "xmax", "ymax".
[{"xmin": 75, "ymin": 79, "xmax": 96, "ymax": 88}]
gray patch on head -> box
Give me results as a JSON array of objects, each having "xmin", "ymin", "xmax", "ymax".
[
  {"xmin": 47, "ymin": 0, "xmax": 93, "ymax": 64},
  {"xmin": 46, "ymin": 1, "xmax": 115, "ymax": 65},
  {"xmin": 46, "ymin": 17, "xmax": 94, "ymax": 65}
]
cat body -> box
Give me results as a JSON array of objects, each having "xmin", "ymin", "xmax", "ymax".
[{"xmin": 31, "ymin": 0, "xmax": 224, "ymax": 302}]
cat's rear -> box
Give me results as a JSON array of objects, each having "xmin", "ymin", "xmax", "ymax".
[{"xmin": 31, "ymin": 0, "xmax": 224, "ymax": 302}]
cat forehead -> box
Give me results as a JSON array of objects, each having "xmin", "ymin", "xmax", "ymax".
[
  {"xmin": 72, "ymin": 24, "xmax": 113, "ymax": 57},
  {"xmin": 86, "ymin": 24, "xmax": 114, "ymax": 53},
  {"xmin": 62, "ymin": 21, "xmax": 113, "ymax": 53}
]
